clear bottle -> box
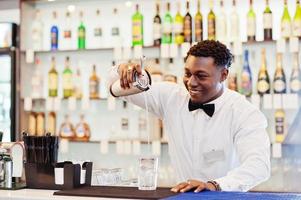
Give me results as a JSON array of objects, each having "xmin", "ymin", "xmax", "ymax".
[
  {"xmin": 31, "ymin": 9, "xmax": 44, "ymax": 51},
  {"xmin": 275, "ymin": 109, "xmax": 286, "ymax": 143},
  {"xmin": 59, "ymin": 114, "xmax": 75, "ymax": 139},
  {"xmin": 75, "ymin": 114, "xmax": 91, "ymax": 141},
  {"xmin": 132, "ymin": 4, "xmax": 144, "ymax": 46},
  {"xmin": 78, "ymin": 11, "xmax": 86, "ymax": 49},
  {"xmin": 263, "ymin": 0, "xmax": 273, "ymax": 41},
  {"xmin": 31, "ymin": 58, "xmax": 44, "ymax": 98},
  {"xmin": 153, "ymin": 3, "xmax": 162, "ymax": 46},
  {"xmin": 273, "ymin": 53, "xmax": 287, "ymax": 94},
  {"xmin": 194, "ymin": 0, "xmax": 203, "ymax": 42},
  {"xmin": 50, "ymin": 11, "xmax": 59, "ymax": 50},
  {"xmin": 94, "ymin": 9, "xmax": 103, "ymax": 39},
  {"xmin": 229, "ymin": 0, "xmax": 240, "ymax": 42},
  {"xmin": 281, "ymin": 0, "xmax": 292, "ymax": 39},
  {"xmin": 63, "ymin": 11, "xmax": 72, "ymax": 50},
  {"xmin": 48, "ymin": 57, "xmax": 58, "ymax": 97},
  {"xmin": 183, "ymin": 0, "xmax": 192, "ymax": 43},
  {"xmin": 290, "ymin": 53, "xmax": 301, "ymax": 93},
  {"xmin": 174, "ymin": 2, "xmax": 184, "ymax": 45},
  {"xmin": 111, "ymin": 8, "xmax": 121, "ymax": 47},
  {"xmin": 63, "ymin": 56, "xmax": 73, "ymax": 98},
  {"xmin": 162, "ymin": 2, "xmax": 173, "ymax": 44},
  {"xmin": 216, "ymin": 0, "xmax": 227, "ymax": 42},
  {"xmin": 89, "ymin": 65, "xmax": 100, "ymax": 99},
  {"xmin": 257, "ymin": 48, "xmax": 271, "ymax": 96},
  {"xmin": 240, "ymin": 50, "xmax": 252, "ymax": 97},
  {"xmin": 207, "ymin": 0, "xmax": 216, "ymax": 40},
  {"xmin": 247, "ymin": 0, "xmax": 256, "ymax": 42},
  {"xmin": 293, "ymin": 0, "xmax": 301, "ymax": 38},
  {"xmin": 73, "ymin": 68, "xmax": 83, "ymax": 99}
]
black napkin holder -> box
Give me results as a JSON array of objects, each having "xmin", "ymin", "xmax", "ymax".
[{"xmin": 25, "ymin": 162, "xmax": 93, "ymax": 190}]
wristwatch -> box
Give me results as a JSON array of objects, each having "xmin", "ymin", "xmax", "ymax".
[{"xmin": 207, "ymin": 180, "xmax": 222, "ymax": 191}]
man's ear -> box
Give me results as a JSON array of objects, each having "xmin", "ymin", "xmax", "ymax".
[{"xmin": 220, "ymin": 68, "xmax": 229, "ymax": 82}]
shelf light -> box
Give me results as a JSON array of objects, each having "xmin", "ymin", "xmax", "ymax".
[
  {"xmin": 67, "ymin": 5, "xmax": 76, "ymax": 13},
  {"xmin": 125, "ymin": 1, "xmax": 132, "ymax": 8}
]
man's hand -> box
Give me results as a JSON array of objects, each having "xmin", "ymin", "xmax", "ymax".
[
  {"xmin": 170, "ymin": 179, "xmax": 217, "ymax": 193},
  {"xmin": 118, "ymin": 63, "xmax": 142, "ymax": 89}
]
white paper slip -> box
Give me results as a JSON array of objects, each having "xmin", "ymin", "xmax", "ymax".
[
  {"xmin": 122, "ymin": 46, "xmax": 132, "ymax": 60},
  {"xmin": 276, "ymin": 39, "xmax": 286, "ymax": 53},
  {"xmin": 160, "ymin": 44, "xmax": 169, "ymax": 58},
  {"xmin": 283, "ymin": 93, "xmax": 299, "ymax": 109},
  {"xmin": 116, "ymin": 140, "xmax": 124, "ymax": 155},
  {"xmin": 273, "ymin": 94, "xmax": 283, "ymax": 109},
  {"xmin": 26, "ymin": 49, "xmax": 34, "ymax": 63},
  {"xmin": 169, "ymin": 43, "xmax": 179, "ymax": 58},
  {"xmin": 133, "ymin": 45, "xmax": 143, "ymax": 59},
  {"xmin": 289, "ymin": 37, "xmax": 299, "ymax": 53},
  {"xmin": 100, "ymin": 140, "xmax": 109, "ymax": 154},
  {"xmin": 54, "ymin": 97, "xmax": 61, "ymax": 111},
  {"xmin": 233, "ymin": 40, "xmax": 242, "ymax": 56},
  {"xmin": 124, "ymin": 140, "xmax": 132, "ymax": 155},
  {"xmin": 107, "ymin": 96, "xmax": 116, "ymax": 111},
  {"xmin": 181, "ymin": 43, "xmax": 191, "ymax": 58},
  {"xmin": 46, "ymin": 97, "xmax": 54, "ymax": 111},
  {"xmin": 81, "ymin": 97, "xmax": 90, "ymax": 110},
  {"xmin": 132, "ymin": 140, "xmax": 141, "ymax": 155},
  {"xmin": 68, "ymin": 97, "xmax": 77, "ymax": 111},
  {"xmin": 272, "ymin": 143, "xmax": 282, "ymax": 158},
  {"xmin": 152, "ymin": 140, "xmax": 161, "ymax": 156},
  {"xmin": 263, "ymin": 94, "xmax": 273, "ymax": 109},
  {"xmin": 24, "ymin": 97, "xmax": 32, "ymax": 111},
  {"xmin": 59, "ymin": 139, "xmax": 69, "ymax": 154},
  {"xmin": 250, "ymin": 94, "xmax": 260, "ymax": 109},
  {"xmin": 113, "ymin": 47, "xmax": 122, "ymax": 61}
]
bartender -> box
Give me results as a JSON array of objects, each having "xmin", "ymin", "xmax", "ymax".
[{"xmin": 109, "ymin": 40, "xmax": 270, "ymax": 192}]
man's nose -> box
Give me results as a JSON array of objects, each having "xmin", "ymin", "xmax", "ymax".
[{"xmin": 188, "ymin": 75, "xmax": 198, "ymax": 87}]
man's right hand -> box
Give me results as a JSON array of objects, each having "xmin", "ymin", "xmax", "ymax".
[{"xmin": 118, "ymin": 63, "xmax": 142, "ymax": 89}]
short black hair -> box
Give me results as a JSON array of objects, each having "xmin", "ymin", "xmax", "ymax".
[{"xmin": 184, "ymin": 40, "xmax": 234, "ymax": 68}]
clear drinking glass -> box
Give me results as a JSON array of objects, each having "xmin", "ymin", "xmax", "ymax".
[{"xmin": 138, "ymin": 156, "xmax": 159, "ymax": 190}]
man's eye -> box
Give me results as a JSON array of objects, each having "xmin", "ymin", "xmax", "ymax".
[{"xmin": 184, "ymin": 72, "xmax": 191, "ymax": 77}]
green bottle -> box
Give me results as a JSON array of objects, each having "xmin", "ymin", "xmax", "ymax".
[
  {"xmin": 174, "ymin": 2, "xmax": 184, "ymax": 44},
  {"xmin": 78, "ymin": 11, "xmax": 86, "ymax": 49},
  {"xmin": 281, "ymin": 0, "xmax": 291, "ymax": 39},
  {"xmin": 247, "ymin": 0, "xmax": 256, "ymax": 41},
  {"xmin": 63, "ymin": 56, "xmax": 73, "ymax": 98},
  {"xmin": 195, "ymin": 0, "xmax": 203, "ymax": 42},
  {"xmin": 132, "ymin": 4, "xmax": 144, "ymax": 46},
  {"xmin": 207, "ymin": 0, "xmax": 216, "ymax": 40},
  {"xmin": 293, "ymin": 0, "xmax": 301, "ymax": 38},
  {"xmin": 162, "ymin": 2, "xmax": 173, "ymax": 44}
]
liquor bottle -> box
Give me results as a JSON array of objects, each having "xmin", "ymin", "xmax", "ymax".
[
  {"xmin": 132, "ymin": 4, "xmax": 144, "ymax": 46},
  {"xmin": 153, "ymin": 3, "xmax": 162, "ymax": 46},
  {"xmin": 28, "ymin": 112, "xmax": 37, "ymax": 136},
  {"xmin": 293, "ymin": 0, "xmax": 301, "ymax": 38},
  {"xmin": 59, "ymin": 114, "xmax": 75, "ymax": 139},
  {"xmin": 63, "ymin": 11, "xmax": 72, "ymax": 50},
  {"xmin": 207, "ymin": 0, "xmax": 216, "ymax": 40},
  {"xmin": 94, "ymin": 9, "xmax": 103, "ymax": 38},
  {"xmin": 75, "ymin": 114, "xmax": 91, "ymax": 141},
  {"xmin": 36, "ymin": 112, "xmax": 45, "ymax": 136},
  {"xmin": 275, "ymin": 109, "xmax": 285, "ymax": 143},
  {"xmin": 48, "ymin": 57, "xmax": 58, "ymax": 97},
  {"xmin": 121, "ymin": 101, "xmax": 129, "ymax": 136},
  {"xmin": 31, "ymin": 9, "xmax": 44, "ymax": 51},
  {"xmin": 50, "ymin": 11, "xmax": 59, "ymax": 50},
  {"xmin": 247, "ymin": 0, "xmax": 256, "ymax": 42},
  {"xmin": 230, "ymin": 0, "xmax": 240, "ymax": 42},
  {"xmin": 78, "ymin": 11, "xmax": 86, "ymax": 49},
  {"xmin": 273, "ymin": 53, "xmax": 287, "ymax": 94},
  {"xmin": 89, "ymin": 65, "xmax": 100, "ymax": 99},
  {"xmin": 281, "ymin": 0, "xmax": 292, "ymax": 39},
  {"xmin": 228, "ymin": 57, "xmax": 238, "ymax": 91},
  {"xmin": 290, "ymin": 53, "xmax": 301, "ymax": 93},
  {"xmin": 216, "ymin": 0, "xmax": 227, "ymax": 43},
  {"xmin": 162, "ymin": 2, "xmax": 173, "ymax": 44},
  {"xmin": 174, "ymin": 2, "xmax": 184, "ymax": 45},
  {"xmin": 240, "ymin": 50, "xmax": 252, "ymax": 97},
  {"xmin": 111, "ymin": 8, "xmax": 121, "ymax": 47},
  {"xmin": 257, "ymin": 48, "xmax": 271, "ymax": 96},
  {"xmin": 73, "ymin": 68, "xmax": 83, "ymax": 99},
  {"xmin": 31, "ymin": 58, "xmax": 44, "ymax": 98},
  {"xmin": 263, "ymin": 0, "xmax": 273, "ymax": 41},
  {"xmin": 47, "ymin": 112, "xmax": 56, "ymax": 135},
  {"xmin": 63, "ymin": 56, "xmax": 73, "ymax": 98},
  {"xmin": 183, "ymin": 0, "xmax": 192, "ymax": 43},
  {"xmin": 195, "ymin": 0, "xmax": 203, "ymax": 42}
]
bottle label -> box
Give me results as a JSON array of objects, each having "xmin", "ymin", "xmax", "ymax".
[
  {"xmin": 76, "ymin": 125, "xmax": 85, "ymax": 137},
  {"xmin": 49, "ymin": 74, "xmax": 57, "ymax": 90},
  {"xmin": 121, "ymin": 118, "xmax": 129, "ymax": 130},
  {"xmin": 195, "ymin": 19, "xmax": 202, "ymax": 42},
  {"xmin": 293, "ymin": 20, "xmax": 301, "ymax": 37},
  {"xmin": 184, "ymin": 17, "xmax": 192, "ymax": 36},
  {"xmin": 51, "ymin": 31, "xmax": 58, "ymax": 46},
  {"xmin": 163, "ymin": 22, "xmax": 172, "ymax": 34},
  {"xmin": 274, "ymin": 79, "xmax": 286, "ymax": 93},
  {"xmin": 78, "ymin": 29, "xmax": 85, "ymax": 39},
  {"xmin": 94, "ymin": 27, "xmax": 102, "ymax": 37},
  {"xmin": 174, "ymin": 23, "xmax": 183, "ymax": 34},
  {"xmin": 275, "ymin": 116, "xmax": 284, "ymax": 135},
  {"xmin": 241, "ymin": 71, "xmax": 252, "ymax": 95},
  {"xmin": 263, "ymin": 13, "xmax": 272, "ymax": 29},
  {"xmin": 257, "ymin": 79, "xmax": 270, "ymax": 94},
  {"xmin": 63, "ymin": 73, "xmax": 73, "ymax": 90},
  {"xmin": 153, "ymin": 23, "xmax": 161, "ymax": 40},
  {"xmin": 64, "ymin": 30, "xmax": 72, "ymax": 38},
  {"xmin": 132, "ymin": 19, "xmax": 143, "ymax": 42},
  {"xmin": 227, "ymin": 74, "xmax": 237, "ymax": 91},
  {"xmin": 247, "ymin": 18, "xmax": 256, "ymax": 36},
  {"xmin": 61, "ymin": 125, "xmax": 73, "ymax": 137},
  {"xmin": 89, "ymin": 81, "xmax": 99, "ymax": 95},
  {"xmin": 112, "ymin": 27, "xmax": 119, "ymax": 36},
  {"xmin": 208, "ymin": 19, "xmax": 215, "ymax": 39},
  {"xmin": 281, "ymin": 21, "xmax": 291, "ymax": 38},
  {"xmin": 290, "ymin": 79, "xmax": 300, "ymax": 92}
]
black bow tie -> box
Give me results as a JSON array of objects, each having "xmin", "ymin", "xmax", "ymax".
[{"xmin": 188, "ymin": 99, "xmax": 215, "ymax": 117}]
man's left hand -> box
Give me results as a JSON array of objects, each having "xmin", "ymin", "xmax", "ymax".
[{"xmin": 170, "ymin": 179, "xmax": 217, "ymax": 193}]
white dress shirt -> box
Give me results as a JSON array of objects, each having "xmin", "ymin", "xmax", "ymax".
[{"xmin": 108, "ymin": 68, "xmax": 271, "ymax": 192}]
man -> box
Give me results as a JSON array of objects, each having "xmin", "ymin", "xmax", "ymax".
[{"xmin": 109, "ymin": 40, "xmax": 270, "ymax": 192}]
